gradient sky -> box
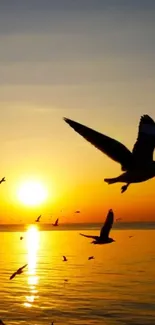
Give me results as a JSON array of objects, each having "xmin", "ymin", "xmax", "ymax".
[{"xmin": 0, "ymin": 0, "xmax": 155, "ymax": 223}]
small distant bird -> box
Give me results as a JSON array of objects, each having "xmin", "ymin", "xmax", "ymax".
[
  {"xmin": 80, "ymin": 209, "xmax": 115, "ymax": 244},
  {"xmin": 116, "ymin": 218, "xmax": 122, "ymax": 222},
  {"xmin": 64, "ymin": 115, "xmax": 155, "ymax": 193},
  {"xmin": 0, "ymin": 320, "xmax": 6, "ymax": 325},
  {"xmin": 64, "ymin": 279, "xmax": 68, "ymax": 282},
  {"xmin": 35, "ymin": 215, "xmax": 41, "ymax": 222},
  {"xmin": 52, "ymin": 218, "xmax": 59, "ymax": 226},
  {"xmin": 88, "ymin": 256, "xmax": 94, "ymax": 260},
  {"xmin": 75, "ymin": 210, "xmax": 80, "ymax": 214},
  {"xmin": 129, "ymin": 235, "xmax": 133, "ymax": 238},
  {"xmin": 0, "ymin": 177, "xmax": 6, "ymax": 184},
  {"xmin": 62, "ymin": 256, "xmax": 67, "ymax": 262},
  {"xmin": 20, "ymin": 236, "xmax": 23, "ymax": 240},
  {"xmin": 10, "ymin": 263, "xmax": 28, "ymax": 280},
  {"xmin": 51, "ymin": 322, "xmax": 54, "ymax": 325}
]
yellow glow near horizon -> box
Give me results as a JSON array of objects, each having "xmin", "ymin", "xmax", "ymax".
[{"xmin": 17, "ymin": 180, "xmax": 48, "ymax": 207}]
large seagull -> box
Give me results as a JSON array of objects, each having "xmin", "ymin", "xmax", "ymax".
[{"xmin": 64, "ymin": 115, "xmax": 155, "ymax": 193}]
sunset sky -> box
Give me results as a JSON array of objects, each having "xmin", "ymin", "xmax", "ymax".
[{"xmin": 0, "ymin": 0, "xmax": 155, "ymax": 223}]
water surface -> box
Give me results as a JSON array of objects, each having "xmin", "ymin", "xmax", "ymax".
[{"xmin": 0, "ymin": 224, "xmax": 155, "ymax": 324}]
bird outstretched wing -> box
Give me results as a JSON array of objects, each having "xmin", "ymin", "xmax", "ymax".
[
  {"xmin": 64, "ymin": 118, "xmax": 132, "ymax": 171},
  {"xmin": 100, "ymin": 209, "xmax": 114, "ymax": 239},
  {"xmin": 55, "ymin": 218, "xmax": 58, "ymax": 225},
  {"xmin": 18, "ymin": 264, "xmax": 28, "ymax": 272},
  {"xmin": 10, "ymin": 271, "xmax": 17, "ymax": 280},
  {"xmin": 132, "ymin": 115, "xmax": 155, "ymax": 165},
  {"xmin": 79, "ymin": 233, "xmax": 98, "ymax": 240}
]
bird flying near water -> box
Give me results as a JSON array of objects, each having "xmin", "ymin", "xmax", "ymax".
[
  {"xmin": 64, "ymin": 115, "xmax": 155, "ymax": 193},
  {"xmin": 62, "ymin": 256, "xmax": 67, "ymax": 262},
  {"xmin": 52, "ymin": 218, "xmax": 59, "ymax": 226},
  {"xmin": 88, "ymin": 256, "xmax": 95, "ymax": 260},
  {"xmin": 10, "ymin": 264, "xmax": 28, "ymax": 280},
  {"xmin": 80, "ymin": 209, "xmax": 115, "ymax": 244},
  {"xmin": 0, "ymin": 177, "xmax": 6, "ymax": 184},
  {"xmin": 35, "ymin": 215, "xmax": 41, "ymax": 222}
]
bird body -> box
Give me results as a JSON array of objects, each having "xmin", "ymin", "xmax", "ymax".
[
  {"xmin": 62, "ymin": 256, "xmax": 67, "ymax": 262},
  {"xmin": 88, "ymin": 256, "xmax": 94, "ymax": 260},
  {"xmin": 10, "ymin": 264, "xmax": 27, "ymax": 280},
  {"xmin": 80, "ymin": 209, "xmax": 115, "ymax": 245},
  {"xmin": 64, "ymin": 115, "xmax": 155, "ymax": 192}
]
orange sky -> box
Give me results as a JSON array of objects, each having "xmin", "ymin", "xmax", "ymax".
[{"xmin": 0, "ymin": 1, "xmax": 155, "ymax": 223}]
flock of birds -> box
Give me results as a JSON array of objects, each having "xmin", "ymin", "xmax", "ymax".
[{"xmin": 1, "ymin": 114, "xmax": 155, "ymax": 325}]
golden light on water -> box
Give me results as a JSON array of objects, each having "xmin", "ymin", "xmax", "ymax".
[
  {"xmin": 24, "ymin": 225, "xmax": 40, "ymax": 308},
  {"xmin": 17, "ymin": 180, "xmax": 48, "ymax": 207}
]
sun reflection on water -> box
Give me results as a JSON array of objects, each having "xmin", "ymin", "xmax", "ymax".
[{"xmin": 24, "ymin": 225, "xmax": 40, "ymax": 308}]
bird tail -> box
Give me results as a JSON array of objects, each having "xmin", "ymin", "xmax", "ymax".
[{"xmin": 104, "ymin": 177, "xmax": 118, "ymax": 184}]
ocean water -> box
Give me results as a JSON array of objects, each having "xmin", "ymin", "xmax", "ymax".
[{"xmin": 0, "ymin": 223, "xmax": 155, "ymax": 325}]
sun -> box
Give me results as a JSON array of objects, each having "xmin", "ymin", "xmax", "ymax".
[{"xmin": 17, "ymin": 180, "xmax": 48, "ymax": 207}]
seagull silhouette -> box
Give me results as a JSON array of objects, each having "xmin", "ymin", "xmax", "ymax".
[
  {"xmin": 52, "ymin": 218, "xmax": 59, "ymax": 226},
  {"xmin": 35, "ymin": 215, "xmax": 41, "ymax": 222},
  {"xmin": 64, "ymin": 115, "xmax": 155, "ymax": 193},
  {"xmin": 10, "ymin": 264, "xmax": 28, "ymax": 280},
  {"xmin": 0, "ymin": 177, "xmax": 6, "ymax": 184},
  {"xmin": 75, "ymin": 210, "xmax": 80, "ymax": 214},
  {"xmin": 80, "ymin": 209, "xmax": 115, "ymax": 244},
  {"xmin": 62, "ymin": 256, "xmax": 67, "ymax": 262},
  {"xmin": 20, "ymin": 236, "xmax": 23, "ymax": 240},
  {"xmin": 88, "ymin": 256, "xmax": 95, "ymax": 260}
]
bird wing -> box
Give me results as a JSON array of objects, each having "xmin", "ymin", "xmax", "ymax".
[
  {"xmin": 10, "ymin": 272, "xmax": 17, "ymax": 280},
  {"xmin": 18, "ymin": 264, "xmax": 28, "ymax": 272},
  {"xmin": 63, "ymin": 256, "xmax": 66, "ymax": 261},
  {"xmin": 55, "ymin": 218, "xmax": 58, "ymax": 225},
  {"xmin": 100, "ymin": 209, "xmax": 114, "ymax": 238},
  {"xmin": 132, "ymin": 115, "xmax": 155, "ymax": 165},
  {"xmin": 64, "ymin": 117, "xmax": 132, "ymax": 171},
  {"xmin": 79, "ymin": 233, "xmax": 98, "ymax": 240}
]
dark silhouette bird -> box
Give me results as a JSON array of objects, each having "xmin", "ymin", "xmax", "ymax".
[
  {"xmin": 0, "ymin": 320, "xmax": 6, "ymax": 325},
  {"xmin": 20, "ymin": 236, "xmax": 23, "ymax": 240},
  {"xmin": 0, "ymin": 177, "xmax": 6, "ymax": 184},
  {"xmin": 88, "ymin": 256, "xmax": 94, "ymax": 260},
  {"xmin": 75, "ymin": 210, "xmax": 80, "ymax": 213},
  {"xmin": 62, "ymin": 256, "xmax": 67, "ymax": 262},
  {"xmin": 10, "ymin": 264, "xmax": 28, "ymax": 280},
  {"xmin": 64, "ymin": 279, "xmax": 68, "ymax": 282},
  {"xmin": 80, "ymin": 209, "xmax": 115, "ymax": 244},
  {"xmin": 64, "ymin": 115, "xmax": 155, "ymax": 193},
  {"xmin": 52, "ymin": 218, "xmax": 59, "ymax": 226},
  {"xmin": 35, "ymin": 215, "xmax": 41, "ymax": 222},
  {"xmin": 129, "ymin": 235, "xmax": 133, "ymax": 238}
]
